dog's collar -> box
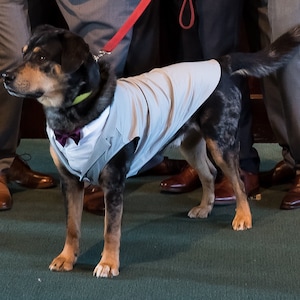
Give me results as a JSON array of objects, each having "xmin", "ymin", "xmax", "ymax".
[{"xmin": 72, "ymin": 91, "xmax": 92, "ymax": 105}]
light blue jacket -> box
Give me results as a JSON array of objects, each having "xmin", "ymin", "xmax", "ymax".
[{"xmin": 47, "ymin": 60, "xmax": 221, "ymax": 184}]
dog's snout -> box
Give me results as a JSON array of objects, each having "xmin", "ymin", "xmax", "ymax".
[{"xmin": 1, "ymin": 72, "xmax": 15, "ymax": 83}]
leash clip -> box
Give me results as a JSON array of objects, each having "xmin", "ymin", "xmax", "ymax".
[{"xmin": 93, "ymin": 50, "xmax": 111, "ymax": 62}]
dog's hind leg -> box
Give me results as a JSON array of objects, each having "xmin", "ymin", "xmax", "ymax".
[
  {"xmin": 179, "ymin": 134, "xmax": 217, "ymax": 219},
  {"xmin": 49, "ymin": 146, "xmax": 84, "ymax": 272},
  {"xmin": 206, "ymin": 138, "xmax": 252, "ymax": 231}
]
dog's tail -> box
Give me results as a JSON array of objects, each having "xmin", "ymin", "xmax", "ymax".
[{"xmin": 219, "ymin": 24, "xmax": 300, "ymax": 78}]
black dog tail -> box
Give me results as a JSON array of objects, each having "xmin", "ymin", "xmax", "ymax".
[{"xmin": 218, "ymin": 24, "xmax": 300, "ymax": 78}]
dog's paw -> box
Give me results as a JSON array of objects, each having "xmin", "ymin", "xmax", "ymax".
[
  {"xmin": 93, "ymin": 262, "xmax": 119, "ymax": 278},
  {"xmin": 232, "ymin": 214, "xmax": 252, "ymax": 231},
  {"xmin": 188, "ymin": 205, "xmax": 211, "ymax": 218},
  {"xmin": 49, "ymin": 255, "xmax": 75, "ymax": 272}
]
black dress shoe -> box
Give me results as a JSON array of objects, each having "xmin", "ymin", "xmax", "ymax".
[
  {"xmin": 0, "ymin": 175, "xmax": 12, "ymax": 211},
  {"xmin": 83, "ymin": 185, "xmax": 105, "ymax": 215},
  {"xmin": 280, "ymin": 174, "xmax": 300, "ymax": 210},
  {"xmin": 7, "ymin": 156, "xmax": 56, "ymax": 189},
  {"xmin": 160, "ymin": 165, "xmax": 201, "ymax": 193},
  {"xmin": 214, "ymin": 170, "xmax": 260, "ymax": 205},
  {"xmin": 259, "ymin": 160, "xmax": 295, "ymax": 187}
]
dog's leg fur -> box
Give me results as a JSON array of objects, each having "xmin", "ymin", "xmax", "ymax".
[
  {"xmin": 93, "ymin": 140, "xmax": 137, "ymax": 278},
  {"xmin": 93, "ymin": 163, "xmax": 124, "ymax": 278},
  {"xmin": 186, "ymin": 143, "xmax": 217, "ymax": 218},
  {"xmin": 178, "ymin": 128, "xmax": 217, "ymax": 218},
  {"xmin": 49, "ymin": 146, "xmax": 85, "ymax": 271},
  {"xmin": 93, "ymin": 166, "xmax": 123, "ymax": 277},
  {"xmin": 206, "ymin": 138, "xmax": 252, "ymax": 230},
  {"xmin": 180, "ymin": 132, "xmax": 251, "ymax": 230}
]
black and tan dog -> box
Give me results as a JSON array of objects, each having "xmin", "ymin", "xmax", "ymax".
[{"xmin": 2, "ymin": 24, "xmax": 300, "ymax": 278}]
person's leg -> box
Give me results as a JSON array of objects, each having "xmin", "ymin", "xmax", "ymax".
[
  {"xmin": 0, "ymin": 0, "xmax": 55, "ymax": 211},
  {"xmin": 256, "ymin": 0, "xmax": 295, "ymax": 187},
  {"xmin": 0, "ymin": 0, "xmax": 29, "ymax": 173},
  {"xmin": 266, "ymin": 0, "xmax": 300, "ymax": 167},
  {"xmin": 279, "ymin": 48, "xmax": 300, "ymax": 209},
  {"xmin": 259, "ymin": 0, "xmax": 292, "ymax": 161},
  {"xmin": 199, "ymin": 0, "xmax": 260, "ymax": 202},
  {"xmin": 200, "ymin": 0, "xmax": 260, "ymax": 192},
  {"xmin": 161, "ymin": 0, "xmax": 260, "ymax": 200},
  {"xmin": 259, "ymin": 0, "xmax": 300, "ymax": 209}
]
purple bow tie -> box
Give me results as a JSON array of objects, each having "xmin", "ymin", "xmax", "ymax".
[{"xmin": 54, "ymin": 128, "xmax": 81, "ymax": 147}]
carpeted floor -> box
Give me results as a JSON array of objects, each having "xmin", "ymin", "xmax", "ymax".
[{"xmin": 1, "ymin": 139, "xmax": 300, "ymax": 300}]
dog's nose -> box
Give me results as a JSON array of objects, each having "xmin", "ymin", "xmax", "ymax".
[{"xmin": 1, "ymin": 72, "xmax": 15, "ymax": 83}]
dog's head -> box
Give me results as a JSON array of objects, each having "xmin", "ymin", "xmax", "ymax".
[{"xmin": 2, "ymin": 25, "xmax": 102, "ymax": 108}]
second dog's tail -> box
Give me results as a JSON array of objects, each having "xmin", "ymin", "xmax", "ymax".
[{"xmin": 219, "ymin": 25, "xmax": 300, "ymax": 78}]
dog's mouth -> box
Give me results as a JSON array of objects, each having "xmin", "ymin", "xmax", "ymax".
[{"xmin": 3, "ymin": 82, "xmax": 44, "ymax": 99}]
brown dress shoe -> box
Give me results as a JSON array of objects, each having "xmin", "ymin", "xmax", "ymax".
[
  {"xmin": 214, "ymin": 170, "xmax": 260, "ymax": 205},
  {"xmin": 7, "ymin": 156, "xmax": 56, "ymax": 189},
  {"xmin": 259, "ymin": 160, "xmax": 295, "ymax": 187},
  {"xmin": 160, "ymin": 165, "xmax": 201, "ymax": 193},
  {"xmin": 240, "ymin": 169, "xmax": 260, "ymax": 198},
  {"xmin": 141, "ymin": 157, "xmax": 187, "ymax": 176},
  {"xmin": 0, "ymin": 175, "xmax": 12, "ymax": 211},
  {"xmin": 83, "ymin": 185, "xmax": 105, "ymax": 215},
  {"xmin": 280, "ymin": 174, "xmax": 300, "ymax": 210}
]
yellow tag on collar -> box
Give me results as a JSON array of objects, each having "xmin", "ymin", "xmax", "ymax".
[{"xmin": 72, "ymin": 91, "xmax": 92, "ymax": 105}]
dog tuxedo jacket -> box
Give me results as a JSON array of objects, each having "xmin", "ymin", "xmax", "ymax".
[{"xmin": 47, "ymin": 59, "xmax": 221, "ymax": 184}]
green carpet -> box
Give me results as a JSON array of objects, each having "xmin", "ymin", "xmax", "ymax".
[{"xmin": 1, "ymin": 140, "xmax": 300, "ymax": 300}]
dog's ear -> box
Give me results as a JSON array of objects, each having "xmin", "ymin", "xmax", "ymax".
[
  {"xmin": 60, "ymin": 32, "xmax": 90, "ymax": 73},
  {"xmin": 33, "ymin": 24, "xmax": 58, "ymax": 36},
  {"xmin": 25, "ymin": 25, "xmax": 64, "ymax": 54}
]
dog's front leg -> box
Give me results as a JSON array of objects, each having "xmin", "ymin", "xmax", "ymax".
[
  {"xmin": 93, "ymin": 141, "xmax": 136, "ymax": 278},
  {"xmin": 230, "ymin": 175, "xmax": 252, "ymax": 231},
  {"xmin": 49, "ymin": 146, "xmax": 84, "ymax": 272},
  {"xmin": 93, "ymin": 181, "xmax": 123, "ymax": 278}
]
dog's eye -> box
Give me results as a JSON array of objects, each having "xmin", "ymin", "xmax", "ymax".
[{"xmin": 39, "ymin": 55, "xmax": 46, "ymax": 61}]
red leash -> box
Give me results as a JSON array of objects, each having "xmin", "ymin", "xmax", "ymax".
[{"xmin": 94, "ymin": 0, "xmax": 152, "ymax": 60}]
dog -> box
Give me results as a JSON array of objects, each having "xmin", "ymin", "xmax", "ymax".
[{"xmin": 2, "ymin": 24, "xmax": 300, "ymax": 278}]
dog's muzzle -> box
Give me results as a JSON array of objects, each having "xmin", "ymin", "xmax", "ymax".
[{"xmin": 1, "ymin": 72, "xmax": 44, "ymax": 98}]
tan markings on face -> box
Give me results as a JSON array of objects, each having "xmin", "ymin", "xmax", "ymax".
[
  {"xmin": 33, "ymin": 46, "xmax": 41, "ymax": 53},
  {"xmin": 13, "ymin": 63, "xmax": 68, "ymax": 107},
  {"xmin": 22, "ymin": 45, "xmax": 28, "ymax": 54}
]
